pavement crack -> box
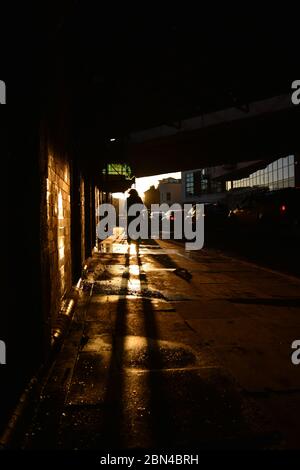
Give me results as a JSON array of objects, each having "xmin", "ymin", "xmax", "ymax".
[{"xmin": 184, "ymin": 320, "xmax": 197, "ymax": 333}]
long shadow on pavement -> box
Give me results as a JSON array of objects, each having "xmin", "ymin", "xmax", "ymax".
[
  {"xmin": 136, "ymin": 246, "xmax": 174, "ymax": 448},
  {"xmin": 100, "ymin": 248, "xmax": 130, "ymax": 448}
]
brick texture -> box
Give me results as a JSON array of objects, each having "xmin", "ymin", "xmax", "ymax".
[{"xmin": 45, "ymin": 148, "xmax": 72, "ymax": 326}]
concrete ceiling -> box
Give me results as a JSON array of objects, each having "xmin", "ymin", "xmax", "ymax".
[
  {"xmin": 56, "ymin": 4, "xmax": 298, "ymax": 176},
  {"xmin": 127, "ymin": 98, "xmax": 300, "ymax": 177},
  {"xmin": 3, "ymin": 3, "xmax": 299, "ymax": 177}
]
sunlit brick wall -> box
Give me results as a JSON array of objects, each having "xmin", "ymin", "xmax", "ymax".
[
  {"xmin": 46, "ymin": 149, "xmax": 72, "ymax": 324},
  {"xmin": 95, "ymin": 186, "xmax": 101, "ymax": 250},
  {"xmin": 80, "ymin": 177, "xmax": 86, "ymax": 266}
]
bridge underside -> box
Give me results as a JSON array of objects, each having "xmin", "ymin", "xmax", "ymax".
[
  {"xmin": 12, "ymin": 3, "xmax": 295, "ymax": 180},
  {"xmin": 127, "ymin": 105, "xmax": 300, "ymax": 177}
]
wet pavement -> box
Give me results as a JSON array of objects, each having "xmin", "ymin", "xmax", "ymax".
[{"xmin": 22, "ymin": 237, "xmax": 300, "ymax": 449}]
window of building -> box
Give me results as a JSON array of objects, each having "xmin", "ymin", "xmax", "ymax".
[
  {"xmin": 227, "ymin": 155, "xmax": 295, "ymax": 192},
  {"xmin": 166, "ymin": 192, "xmax": 171, "ymax": 201},
  {"xmin": 211, "ymin": 180, "xmax": 224, "ymax": 193},
  {"xmin": 200, "ymin": 177, "xmax": 209, "ymax": 193},
  {"xmin": 185, "ymin": 172, "xmax": 194, "ymax": 196}
]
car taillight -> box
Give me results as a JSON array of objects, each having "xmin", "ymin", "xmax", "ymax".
[{"xmin": 280, "ymin": 204, "xmax": 286, "ymax": 213}]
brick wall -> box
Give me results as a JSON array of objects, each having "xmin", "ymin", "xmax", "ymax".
[
  {"xmin": 95, "ymin": 186, "xmax": 102, "ymax": 250},
  {"xmin": 80, "ymin": 177, "xmax": 86, "ymax": 267},
  {"xmin": 45, "ymin": 148, "xmax": 72, "ymax": 326}
]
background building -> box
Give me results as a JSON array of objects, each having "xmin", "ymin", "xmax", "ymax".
[
  {"xmin": 158, "ymin": 177, "xmax": 182, "ymax": 205},
  {"xmin": 143, "ymin": 185, "xmax": 160, "ymax": 208},
  {"xmin": 226, "ymin": 155, "xmax": 298, "ymax": 191},
  {"xmin": 182, "ymin": 155, "xmax": 300, "ymax": 207}
]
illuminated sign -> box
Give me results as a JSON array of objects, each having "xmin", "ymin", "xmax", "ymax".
[{"xmin": 102, "ymin": 163, "xmax": 132, "ymax": 179}]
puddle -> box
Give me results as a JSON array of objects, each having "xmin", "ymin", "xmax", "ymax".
[
  {"xmin": 92, "ymin": 282, "xmax": 166, "ymax": 299},
  {"xmin": 82, "ymin": 335, "xmax": 197, "ymax": 369}
]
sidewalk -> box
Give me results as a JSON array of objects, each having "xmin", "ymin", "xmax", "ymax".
[{"xmin": 22, "ymin": 238, "xmax": 300, "ymax": 449}]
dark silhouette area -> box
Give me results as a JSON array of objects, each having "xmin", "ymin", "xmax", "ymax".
[{"xmin": 126, "ymin": 189, "xmax": 144, "ymax": 245}]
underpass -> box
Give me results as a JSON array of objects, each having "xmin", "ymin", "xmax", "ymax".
[{"xmin": 1, "ymin": 4, "xmax": 300, "ymax": 461}]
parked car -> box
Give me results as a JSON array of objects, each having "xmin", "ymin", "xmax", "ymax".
[
  {"xmin": 204, "ymin": 201, "xmax": 229, "ymax": 221},
  {"xmin": 228, "ymin": 188, "xmax": 300, "ymax": 227},
  {"xmin": 161, "ymin": 207, "xmax": 196, "ymax": 238}
]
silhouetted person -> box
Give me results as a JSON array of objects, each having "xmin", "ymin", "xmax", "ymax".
[{"xmin": 126, "ymin": 188, "xmax": 143, "ymax": 244}]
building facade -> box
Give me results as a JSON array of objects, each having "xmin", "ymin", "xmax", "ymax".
[
  {"xmin": 143, "ymin": 185, "xmax": 160, "ymax": 208},
  {"xmin": 182, "ymin": 164, "xmax": 232, "ymax": 204},
  {"xmin": 226, "ymin": 155, "xmax": 298, "ymax": 191},
  {"xmin": 182, "ymin": 154, "xmax": 299, "ymax": 206},
  {"xmin": 158, "ymin": 177, "xmax": 182, "ymax": 205}
]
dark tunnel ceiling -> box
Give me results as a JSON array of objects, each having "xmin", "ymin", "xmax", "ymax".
[
  {"xmin": 37, "ymin": 3, "xmax": 296, "ymax": 132},
  {"xmin": 11, "ymin": 3, "xmax": 300, "ymax": 176}
]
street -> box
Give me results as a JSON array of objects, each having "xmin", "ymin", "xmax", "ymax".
[{"xmin": 23, "ymin": 237, "xmax": 300, "ymax": 450}]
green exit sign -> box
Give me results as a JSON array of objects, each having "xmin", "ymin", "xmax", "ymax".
[{"xmin": 103, "ymin": 163, "xmax": 132, "ymax": 179}]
